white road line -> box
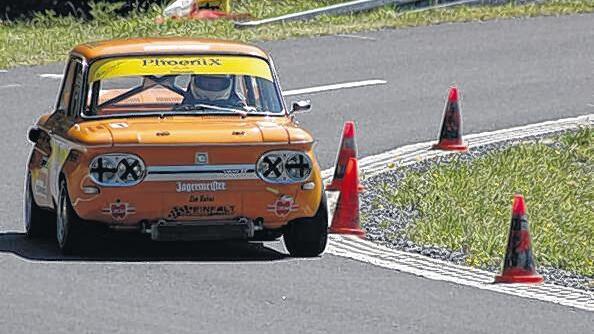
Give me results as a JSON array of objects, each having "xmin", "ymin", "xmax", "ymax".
[
  {"xmin": 0, "ymin": 84, "xmax": 22, "ymax": 89},
  {"xmin": 357, "ymin": 113, "xmax": 594, "ymax": 179},
  {"xmin": 326, "ymin": 235, "xmax": 594, "ymax": 312},
  {"xmin": 283, "ymin": 79, "xmax": 387, "ymax": 96},
  {"xmin": 0, "ymin": 70, "xmax": 7, "ymax": 73},
  {"xmin": 335, "ymin": 34, "xmax": 377, "ymax": 41},
  {"xmin": 40, "ymin": 74, "xmax": 63, "ymax": 79},
  {"xmin": 323, "ymin": 113, "xmax": 594, "ymax": 311}
]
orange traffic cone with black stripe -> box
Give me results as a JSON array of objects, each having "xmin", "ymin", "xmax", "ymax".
[
  {"xmin": 326, "ymin": 121, "xmax": 363, "ymax": 192},
  {"xmin": 432, "ymin": 86, "xmax": 468, "ymax": 151},
  {"xmin": 329, "ymin": 157, "xmax": 365, "ymax": 238},
  {"xmin": 495, "ymin": 194, "xmax": 544, "ymax": 284}
]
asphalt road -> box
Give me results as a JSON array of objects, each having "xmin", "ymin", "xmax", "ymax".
[{"xmin": 1, "ymin": 14, "xmax": 593, "ymax": 333}]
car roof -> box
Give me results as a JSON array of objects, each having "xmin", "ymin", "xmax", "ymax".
[{"xmin": 71, "ymin": 37, "xmax": 269, "ymax": 61}]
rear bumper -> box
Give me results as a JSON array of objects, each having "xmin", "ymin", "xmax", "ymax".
[{"xmin": 146, "ymin": 217, "xmax": 262, "ymax": 241}]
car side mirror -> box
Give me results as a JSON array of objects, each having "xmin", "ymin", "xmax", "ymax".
[
  {"xmin": 28, "ymin": 127, "xmax": 41, "ymax": 143},
  {"xmin": 290, "ymin": 100, "xmax": 311, "ymax": 114}
]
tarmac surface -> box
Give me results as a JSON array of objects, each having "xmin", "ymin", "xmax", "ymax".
[{"xmin": 0, "ymin": 14, "xmax": 593, "ymax": 333}]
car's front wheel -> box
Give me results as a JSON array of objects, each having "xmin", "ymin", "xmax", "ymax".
[
  {"xmin": 56, "ymin": 180, "xmax": 87, "ymax": 254},
  {"xmin": 24, "ymin": 174, "xmax": 55, "ymax": 238},
  {"xmin": 283, "ymin": 192, "xmax": 328, "ymax": 257}
]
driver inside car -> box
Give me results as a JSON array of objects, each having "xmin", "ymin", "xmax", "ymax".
[{"xmin": 182, "ymin": 74, "xmax": 246, "ymax": 107}]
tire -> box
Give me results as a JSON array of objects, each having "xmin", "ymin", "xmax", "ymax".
[
  {"xmin": 24, "ymin": 174, "xmax": 54, "ymax": 238},
  {"xmin": 56, "ymin": 179, "xmax": 88, "ymax": 254},
  {"xmin": 283, "ymin": 192, "xmax": 328, "ymax": 257}
]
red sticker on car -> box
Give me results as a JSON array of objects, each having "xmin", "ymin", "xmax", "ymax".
[
  {"xmin": 102, "ymin": 201, "xmax": 136, "ymax": 221},
  {"xmin": 267, "ymin": 195, "xmax": 299, "ymax": 217}
]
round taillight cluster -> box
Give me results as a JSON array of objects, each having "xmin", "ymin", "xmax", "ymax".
[
  {"xmin": 89, "ymin": 154, "xmax": 145, "ymax": 186},
  {"xmin": 256, "ymin": 151, "xmax": 312, "ymax": 184}
]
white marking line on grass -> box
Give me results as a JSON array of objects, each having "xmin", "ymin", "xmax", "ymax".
[
  {"xmin": 40, "ymin": 74, "xmax": 63, "ymax": 79},
  {"xmin": 323, "ymin": 113, "xmax": 594, "ymax": 312},
  {"xmin": 283, "ymin": 79, "xmax": 387, "ymax": 96}
]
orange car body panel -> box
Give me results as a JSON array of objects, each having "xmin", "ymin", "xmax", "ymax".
[
  {"xmin": 27, "ymin": 38, "xmax": 322, "ymax": 231},
  {"xmin": 72, "ymin": 37, "xmax": 269, "ymax": 61}
]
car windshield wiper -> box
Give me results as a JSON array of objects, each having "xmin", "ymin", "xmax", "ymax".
[{"xmin": 173, "ymin": 103, "xmax": 248, "ymax": 117}]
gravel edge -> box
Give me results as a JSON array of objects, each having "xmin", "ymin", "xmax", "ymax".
[{"xmin": 360, "ymin": 128, "xmax": 594, "ymax": 291}]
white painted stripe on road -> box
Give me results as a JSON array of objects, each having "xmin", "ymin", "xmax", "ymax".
[
  {"xmin": 0, "ymin": 84, "xmax": 22, "ymax": 89},
  {"xmin": 40, "ymin": 74, "xmax": 63, "ymax": 79},
  {"xmin": 357, "ymin": 113, "xmax": 594, "ymax": 179},
  {"xmin": 336, "ymin": 34, "xmax": 377, "ymax": 41},
  {"xmin": 283, "ymin": 80, "xmax": 387, "ymax": 96},
  {"xmin": 0, "ymin": 70, "xmax": 7, "ymax": 73},
  {"xmin": 326, "ymin": 235, "xmax": 594, "ymax": 312},
  {"xmin": 323, "ymin": 113, "xmax": 594, "ymax": 311}
]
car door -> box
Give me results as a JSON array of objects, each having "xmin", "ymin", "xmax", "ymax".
[
  {"xmin": 43, "ymin": 57, "xmax": 85, "ymax": 204},
  {"xmin": 28, "ymin": 58, "xmax": 75, "ymax": 208},
  {"xmin": 28, "ymin": 124, "xmax": 53, "ymax": 208}
]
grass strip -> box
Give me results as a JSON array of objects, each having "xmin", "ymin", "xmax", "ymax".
[
  {"xmin": 380, "ymin": 128, "xmax": 593, "ymax": 276},
  {"xmin": 1, "ymin": 0, "xmax": 594, "ymax": 68}
]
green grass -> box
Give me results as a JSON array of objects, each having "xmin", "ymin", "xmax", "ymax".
[
  {"xmin": 1, "ymin": 0, "xmax": 594, "ymax": 68},
  {"xmin": 380, "ymin": 128, "xmax": 593, "ymax": 277}
]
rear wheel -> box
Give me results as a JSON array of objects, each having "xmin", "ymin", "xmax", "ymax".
[
  {"xmin": 24, "ymin": 174, "xmax": 54, "ymax": 238},
  {"xmin": 283, "ymin": 192, "xmax": 328, "ymax": 257},
  {"xmin": 56, "ymin": 180, "xmax": 88, "ymax": 254}
]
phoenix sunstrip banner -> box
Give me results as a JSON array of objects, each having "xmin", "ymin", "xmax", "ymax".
[{"xmin": 88, "ymin": 56, "xmax": 273, "ymax": 82}]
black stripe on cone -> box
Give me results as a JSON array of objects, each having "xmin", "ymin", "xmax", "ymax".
[
  {"xmin": 329, "ymin": 157, "xmax": 365, "ymax": 238},
  {"xmin": 432, "ymin": 86, "xmax": 468, "ymax": 151},
  {"xmin": 495, "ymin": 194, "xmax": 543, "ymax": 284},
  {"xmin": 326, "ymin": 121, "xmax": 363, "ymax": 192}
]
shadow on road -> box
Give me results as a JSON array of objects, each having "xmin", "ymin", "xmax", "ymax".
[{"xmin": 0, "ymin": 232, "xmax": 289, "ymax": 262}]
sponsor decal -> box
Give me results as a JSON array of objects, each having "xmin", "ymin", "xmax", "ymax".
[
  {"xmin": 267, "ymin": 195, "xmax": 299, "ymax": 217},
  {"xmin": 195, "ymin": 152, "xmax": 208, "ymax": 165},
  {"xmin": 88, "ymin": 56, "xmax": 273, "ymax": 83},
  {"xmin": 167, "ymin": 205, "xmax": 235, "ymax": 220},
  {"xmin": 34, "ymin": 179, "xmax": 47, "ymax": 197},
  {"xmin": 142, "ymin": 58, "xmax": 222, "ymax": 67},
  {"xmin": 189, "ymin": 194, "xmax": 214, "ymax": 203},
  {"xmin": 102, "ymin": 200, "xmax": 136, "ymax": 221},
  {"xmin": 224, "ymin": 168, "xmax": 251, "ymax": 175},
  {"xmin": 176, "ymin": 181, "xmax": 226, "ymax": 193}
]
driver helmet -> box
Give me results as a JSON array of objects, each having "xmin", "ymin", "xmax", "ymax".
[{"xmin": 190, "ymin": 74, "xmax": 233, "ymax": 101}]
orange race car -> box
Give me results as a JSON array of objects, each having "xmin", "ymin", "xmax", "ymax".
[{"xmin": 24, "ymin": 37, "xmax": 328, "ymax": 256}]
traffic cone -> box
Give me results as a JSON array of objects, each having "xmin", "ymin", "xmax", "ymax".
[
  {"xmin": 329, "ymin": 158, "xmax": 365, "ymax": 238},
  {"xmin": 495, "ymin": 195, "xmax": 544, "ymax": 284},
  {"xmin": 432, "ymin": 86, "xmax": 468, "ymax": 151},
  {"xmin": 326, "ymin": 121, "xmax": 363, "ymax": 192}
]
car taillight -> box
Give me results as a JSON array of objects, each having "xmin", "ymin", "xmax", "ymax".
[
  {"xmin": 256, "ymin": 151, "xmax": 312, "ymax": 184},
  {"xmin": 89, "ymin": 154, "xmax": 146, "ymax": 186}
]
